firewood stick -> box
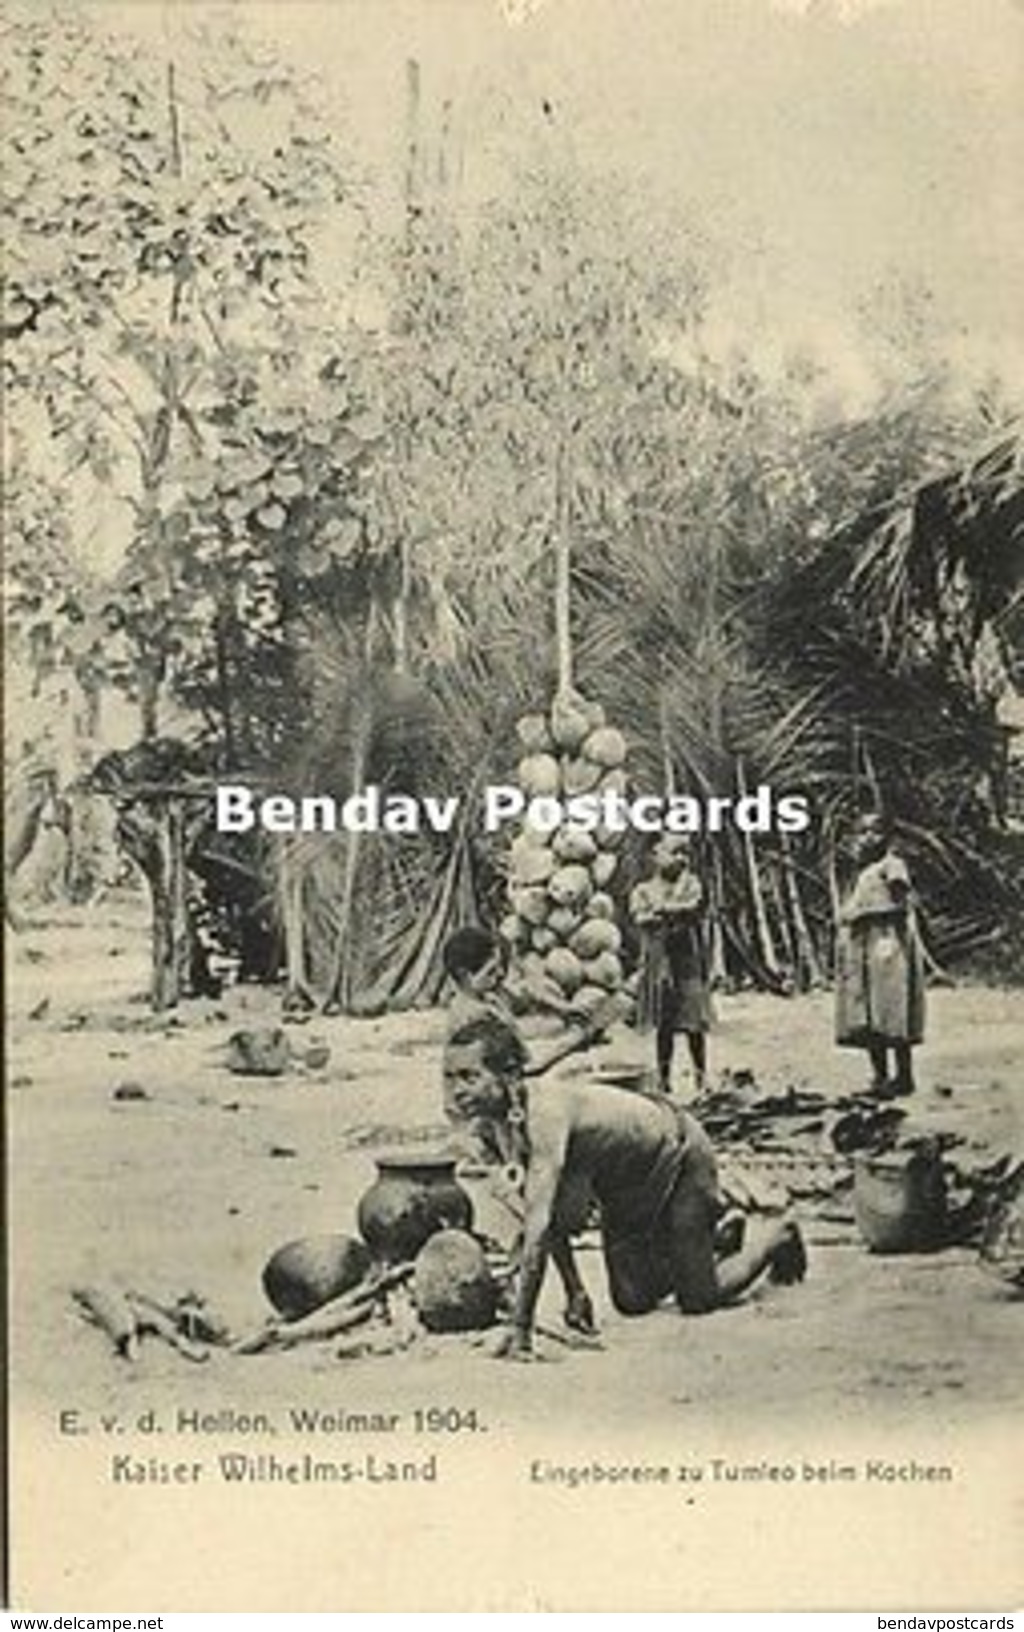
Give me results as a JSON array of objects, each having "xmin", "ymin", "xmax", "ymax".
[
  {"xmin": 229, "ymin": 1322, "xmax": 281, "ymax": 1357},
  {"xmin": 270, "ymin": 1299, "xmax": 376, "ymax": 1350},
  {"xmin": 335, "ymin": 1326, "xmax": 418, "ymax": 1360},
  {"xmin": 231, "ymin": 1263, "xmax": 415, "ymax": 1354},
  {"xmin": 229, "ymin": 1306, "xmax": 364, "ymax": 1357},
  {"xmin": 71, "ymin": 1286, "xmax": 140, "ymax": 1359},
  {"xmin": 365, "ymin": 1261, "xmax": 417, "ymax": 1295},
  {"xmin": 126, "ymin": 1292, "xmax": 210, "ymax": 1362}
]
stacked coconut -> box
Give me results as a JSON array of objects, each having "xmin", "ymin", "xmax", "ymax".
[{"xmin": 500, "ymin": 688, "xmax": 627, "ymax": 1017}]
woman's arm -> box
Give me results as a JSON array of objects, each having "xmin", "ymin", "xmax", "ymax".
[
  {"xmin": 501, "ymin": 1121, "xmax": 570, "ymax": 1357},
  {"xmin": 629, "ymin": 882, "xmax": 662, "ymax": 928},
  {"xmin": 841, "ymin": 859, "xmax": 910, "ymax": 925},
  {"xmin": 662, "ymin": 872, "xmax": 703, "ymax": 918}
]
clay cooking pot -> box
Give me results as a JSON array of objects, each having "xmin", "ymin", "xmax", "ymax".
[{"xmin": 357, "ymin": 1151, "xmax": 474, "ymax": 1264}]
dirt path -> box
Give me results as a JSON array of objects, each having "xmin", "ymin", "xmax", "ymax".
[{"xmin": 6, "ymin": 897, "xmax": 1020, "ymax": 1433}]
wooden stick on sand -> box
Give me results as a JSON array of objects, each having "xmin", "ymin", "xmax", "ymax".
[
  {"xmin": 231, "ymin": 1262, "xmax": 415, "ymax": 1355},
  {"xmin": 71, "ymin": 1286, "xmax": 140, "ymax": 1360}
]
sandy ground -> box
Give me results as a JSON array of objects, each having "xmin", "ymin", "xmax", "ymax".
[{"xmin": 6, "ymin": 894, "xmax": 1021, "ymax": 1437}]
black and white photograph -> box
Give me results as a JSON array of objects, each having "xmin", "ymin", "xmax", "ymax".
[{"xmin": 3, "ymin": 0, "xmax": 1022, "ymax": 1612}]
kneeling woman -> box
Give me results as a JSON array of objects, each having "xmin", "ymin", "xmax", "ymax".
[{"xmin": 454, "ymin": 1056, "xmax": 808, "ymax": 1358}]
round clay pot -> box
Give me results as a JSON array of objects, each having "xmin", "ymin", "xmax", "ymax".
[
  {"xmin": 357, "ymin": 1152, "xmax": 474, "ymax": 1264},
  {"xmin": 414, "ymin": 1230, "xmax": 498, "ymax": 1332},
  {"xmin": 980, "ymin": 1169, "xmax": 1024, "ymax": 1291},
  {"xmin": 852, "ymin": 1151, "xmax": 947, "ymax": 1254},
  {"xmin": 227, "ymin": 1026, "xmax": 291, "ymax": 1077},
  {"xmin": 262, "ymin": 1234, "xmax": 371, "ymax": 1319}
]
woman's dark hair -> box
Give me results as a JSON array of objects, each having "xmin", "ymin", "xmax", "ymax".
[{"xmin": 442, "ymin": 925, "xmax": 501, "ymax": 983}]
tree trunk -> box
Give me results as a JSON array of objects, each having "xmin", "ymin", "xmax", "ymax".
[
  {"xmin": 704, "ymin": 526, "xmax": 725, "ymax": 753},
  {"xmin": 147, "ymin": 801, "xmax": 185, "ymax": 1010},
  {"xmin": 393, "ymin": 549, "xmax": 411, "ymax": 675},
  {"xmin": 768, "ymin": 863, "xmax": 796, "ymax": 978},
  {"xmin": 736, "ymin": 757, "xmax": 779, "ymax": 979},
  {"xmin": 139, "ymin": 665, "xmax": 161, "ymax": 740},
  {"xmin": 392, "ymin": 57, "xmax": 422, "ymax": 680},
  {"xmin": 707, "ymin": 847, "xmax": 729, "ymax": 988},
  {"xmin": 323, "ymin": 727, "xmax": 370, "ymax": 1014},
  {"xmin": 147, "ymin": 798, "xmax": 191, "ymax": 1011},
  {"xmin": 149, "ymin": 863, "xmax": 173, "ymax": 1010},
  {"xmin": 658, "ymin": 665, "xmax": 675, "ymax": 798},
  {"xmin": 825, "ymin": 832, "xmax": 842, "ymax": 981},
  {"xmin": 554, "ymin": 438, "xmax": 573, "ymax": 693},
  {"xmin": 279, "ymin": 837, "xmax": 309, "ymax": 1004},
  {"xmin": 64, "ymin": 674, "xmax": 108, "ymax": 903},
  {"xmin": 780, "ymin": 830, "xmax": 825, "ymax": 989},
  {"xmin": 213, "ymin": 598, "xmax": 239, "ymax": 766}
]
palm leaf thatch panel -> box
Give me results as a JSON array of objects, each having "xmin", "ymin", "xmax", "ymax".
[
  {"xmin": 573, "ymin": 531, "xmax": 816, "ymax": 985},
  {"xmin": 262, "ymin": 569, "xmax": 553, "ymax": 1009},
  {"xmin": 250, "ymin": 429, "xmax": 1021, "ymax": 999},
  {"xmin": 741, "ymin": 429, "xmax": 1024, "ymax": 966},
  {"xmin": 848, "ymin": 431, "xmax": 1024, "ymax": 678}
]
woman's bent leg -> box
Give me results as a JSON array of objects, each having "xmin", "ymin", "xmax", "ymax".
[{"xmin": 603, "ymin": 1231, "xmax": 667, "ymax": 1316}]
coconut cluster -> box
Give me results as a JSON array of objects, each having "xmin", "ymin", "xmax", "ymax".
[{"xmin": 500, "ymin": 689, "xmax": 628, "ymax": 1015}]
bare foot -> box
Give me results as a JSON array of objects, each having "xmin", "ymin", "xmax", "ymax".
[
  {"xmin": 768, "ymin": 1220, "xmax": 807, "ymax": 1285},
  {"xmin": 493, "ymin": 1329, "xmax": 542, "ymax": 1363},
  {"xmin": 564, "ymin": 1290, "xmax": 597, "ymax": 1336}
]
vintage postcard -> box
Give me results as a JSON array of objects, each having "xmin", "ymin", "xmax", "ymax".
[{"xmin": 3, "ymin": 0, "xmax": 1022, "ymax": 1612}]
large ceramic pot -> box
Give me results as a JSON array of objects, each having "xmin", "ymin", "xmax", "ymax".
[
  {"xmin": 356, "ymin": 1151, "xmax": 474, "ymax": 1264},
  {"xmin": 980, "ymin": 1166, "xmax": 1024, "ymax": 1291},
  {"xmin": 852, "ymin": 1150, "xmax": 947, "ymax": 1254},
  {"xmin": 413, "ymin": 1230, "xmax": 499, "ymax": 1332},
  {"xmin": 262, "ymin": 1234, "xmax": 371, "ymax": 1320}
]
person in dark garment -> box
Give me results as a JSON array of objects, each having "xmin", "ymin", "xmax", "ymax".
[{"xmin": 629, "ymin": 834, "xmax": 712, "ymax": 1095}]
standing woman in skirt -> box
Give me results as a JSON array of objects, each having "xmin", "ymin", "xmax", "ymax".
[
  {"xmin": 629, "ymin": 834, "xmax": 712, "ymax": 1096},
  {"xmin": 834, "ymin": 813, "xmax": 926, "ymax": 1097}
]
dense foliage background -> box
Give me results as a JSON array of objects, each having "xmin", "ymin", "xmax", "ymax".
[{"xmin": 4, "ymin": 2, "xmax": 1022, "ymax": 1005}]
